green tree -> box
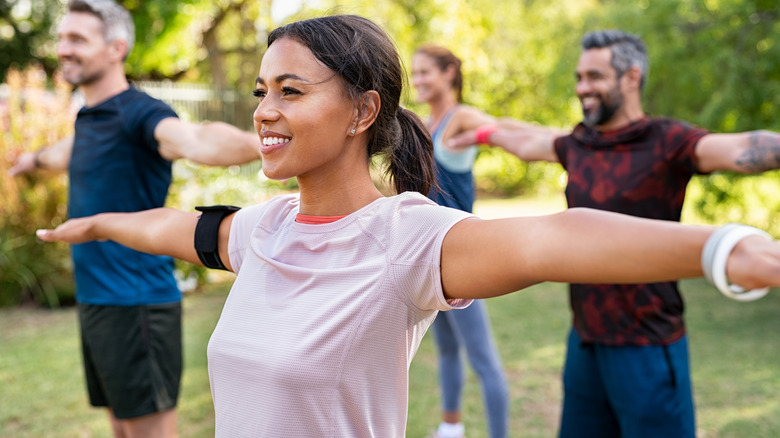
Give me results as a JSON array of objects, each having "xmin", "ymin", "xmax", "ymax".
[
  {"xmin": 0, "ymin": 0, "xmax": 275, "ymax": 93},
  {"xmin": 4, "ymin": 0, "xmax": 779, "ymax": 307},
  {"xmin": 582, "ymin": 0, "xmax": 780, "ymax": 234},
  {"xmin": 319, "ymin": 0, "xmax": 780, "ymax": 230},
  {"xmin": 0, "ymin": 0, "xmax": 61, "ymax": 81},
  {"xmin": 124, "ymin": 0, "xmax": 273, "ymax": 94}
]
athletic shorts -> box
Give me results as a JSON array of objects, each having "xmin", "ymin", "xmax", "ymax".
[
  {"xmin": 559, "ymin": 329, "xmax": 695, "ymax": 438},
  {"xmin": 78, "ymin": 302, "xmax": 183, "ymax": 419}
]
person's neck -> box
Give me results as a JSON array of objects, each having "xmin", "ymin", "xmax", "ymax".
[
  {"xmin": 80, "ymin": 70, "xmax": 130, "ymax": 108},
  {"xmin": 426, "ymin": 93, "xmax": 458, "ymax": 130},
  {"xmin": 296, "ymin": 168, "xmax": 384, "ymax": 217},
  {"xmin": 596, "ymin": 105, "xmax": 645, "ymax": 132}
]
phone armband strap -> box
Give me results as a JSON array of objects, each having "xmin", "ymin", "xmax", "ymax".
[{"xmin": 194, "ymin": 205, "xmax": 241, "ymax": 270}]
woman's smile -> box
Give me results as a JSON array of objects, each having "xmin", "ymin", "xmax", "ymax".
[{"xmin": 260, "ymin": 132, "xmax": 292, "ymax": 154}]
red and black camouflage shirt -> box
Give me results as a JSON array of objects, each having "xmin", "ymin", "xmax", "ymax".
[{"xmin": 553, "ymin": 117, "xmax": 709, "ymax": 346}]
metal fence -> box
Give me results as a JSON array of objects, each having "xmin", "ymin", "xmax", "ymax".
[
  {"xmin": 136, "ymin": 81, "xmax": 257, "ymax": 132},
  {"xmin": 137, "ymin": 80, "xmax": 262, "ymax": 175}
]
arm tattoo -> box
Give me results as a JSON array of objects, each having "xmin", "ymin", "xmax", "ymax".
[{"xmin": 736, "ymin": 130, "xmax": 780, "ymax": 172}]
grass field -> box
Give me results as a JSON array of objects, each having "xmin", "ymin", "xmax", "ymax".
[{"xmin": 1, "ymin": 196, "xmax": 778, "ymax": 437}]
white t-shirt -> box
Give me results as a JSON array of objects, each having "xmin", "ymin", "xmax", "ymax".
[{"xmin": 207, "ymin": 191, "xmax": 473, "ymax": 437}]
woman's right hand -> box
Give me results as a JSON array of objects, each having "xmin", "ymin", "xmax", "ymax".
[{"xmin": 37, "ymin": 216, "xmax": 102, "ymax": 244}]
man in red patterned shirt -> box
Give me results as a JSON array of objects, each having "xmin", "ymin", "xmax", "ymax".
[{"xmin": 449, "ymin": 29, "xmax": 780, "ymax": 438}]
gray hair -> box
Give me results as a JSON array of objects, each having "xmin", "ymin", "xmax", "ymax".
[
  {"xmin": 582, "ymin": 29, "xmax": 648, "ymax": 91},
  {"xmin": 67, "ymin": 0, "xmax": 135, "ymax": 59}
]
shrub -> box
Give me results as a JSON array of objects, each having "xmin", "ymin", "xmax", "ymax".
[
  {"xmin": 473, "ymin": 147, "xmax": 566, "ymax": 198},
  {"xmin": 0, "ymin": 66, "xmax": 74, "ymax": 307}
]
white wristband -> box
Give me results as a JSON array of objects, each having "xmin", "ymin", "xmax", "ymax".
[{"xmin": 701, "ymin": 223, "xmax": 772, "ymax": 302}]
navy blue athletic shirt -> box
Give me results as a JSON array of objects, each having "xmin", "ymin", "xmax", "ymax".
[{"xmin": 69, "ymin": 86, "xmax": 180, "ymax": 305}]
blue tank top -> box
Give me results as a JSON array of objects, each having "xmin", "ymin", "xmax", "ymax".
[
  {"xmin": 427, "ymin": 107, "xmax": 478, "ymax": 213},
  {"xmin": 69, "ymin": 87, "xmax": 180, "ymax": 305}
]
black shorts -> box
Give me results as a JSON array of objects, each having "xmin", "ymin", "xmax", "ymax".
[{"xmin": 78, "ymin": 302, "xmax": 182, "ymax": 419}]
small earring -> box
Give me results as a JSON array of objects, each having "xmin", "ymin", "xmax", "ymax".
[{"xmin": 350, "ymin": 128, "xmax": 356, "ymax": 134}]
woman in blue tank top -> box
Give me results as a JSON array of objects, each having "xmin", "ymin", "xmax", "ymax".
[{"xmin": 411, "ymin": 45, "xmax": 509, "ymax": 438}]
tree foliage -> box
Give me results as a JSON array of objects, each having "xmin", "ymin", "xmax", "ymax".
[
  {"xmin": 0, "ymin": 0, "xmax": 61, "ymax": 80},
  {"xmin": 2, "ymin": 0, "xmax": 779, "ymax": 306},
  {"xmin": 577, "ymin": 0, "xmax": 780, "ymax": 233},
  {"xmin": 122, "ymin": 0, "xmax": 274, "ymax": 93},
  {"xmin": 0, "ymin": 0, "xmax": 273, "ymax": 94},
  {"xmin": 313, "ymin": 0, "xmax": 779, "ymax": 231}
]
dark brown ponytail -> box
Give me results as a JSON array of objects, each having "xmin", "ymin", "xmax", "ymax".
[{"xmin": 388, "ymin": 107, "xmax": 435, "ymax": 195}]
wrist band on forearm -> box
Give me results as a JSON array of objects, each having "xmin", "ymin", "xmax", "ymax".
[
  {"xmin": 701, "ymin": 223, "xmax": 772, "ymax": 301},
  {"xmin": 474, "ymin": 125, "xmax": 498, "ymax": 145}
]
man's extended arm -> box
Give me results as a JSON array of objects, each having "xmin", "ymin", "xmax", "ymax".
[
  {"xmin": 695, "ymin": 130, "xmax": 780, "ymax": 174},
  {"xmin": 448, "ymin": 118, "xmax": 567, "ymax": 163},
  {"xmin": 155, "ymin": 118, "xmax": 261, "ymax": 166},
  {"xmin": 9, "ymin": 135, "xmax": 74, "ymax": 175}
]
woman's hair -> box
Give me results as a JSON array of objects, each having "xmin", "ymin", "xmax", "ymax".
[
  {"xmin": 267, "ymin": 15, "xmax": 436, "ymax": 196},
  {"xmin": 414, "ymin": 45, "xmax": 464, "ymax": 103}
]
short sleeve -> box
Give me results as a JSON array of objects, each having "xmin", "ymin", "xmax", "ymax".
[
  {"xmin": 122, "ymin": 89, "xmax": 178, "ymax": 153},
  {"xmin": 226, "ymin": 195, "xmax": 299, "ymax": 273},
  {"xmin": 553, "ymin": 135, "xmax": 570, "ymax": 170},
  {"xmin": 658, "ymin": 118, "xmax": 708, "ymax": 174},
  {"xmin": 385, "ymin": 196, "xmax": 474, "ymax": 311},
  {"xmin": 227, "ymin": 204, "xmax": 263, "ymax": 273}
]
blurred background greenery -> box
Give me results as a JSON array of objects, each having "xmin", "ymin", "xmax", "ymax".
[{"xmin": 1, "ymin": 0, "xmax": 779, "ymax": 306}]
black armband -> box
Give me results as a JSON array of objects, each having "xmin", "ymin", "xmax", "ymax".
[{"xmin": 194, "ymin": 205, "xmax": 241, "ymax": 270}]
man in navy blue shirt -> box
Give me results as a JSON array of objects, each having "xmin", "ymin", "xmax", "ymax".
[{"xmin": 10, "ymin": 1, "xmax": 260, "ymax": 437}]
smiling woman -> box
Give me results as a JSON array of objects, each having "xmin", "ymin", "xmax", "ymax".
[
  {"xmin": 252, "ymin": 39, "xmax": 362, "ymax": 184},
  {"xmin": 34, "ymin": 13, "xmax": 780, "ymax": 438}
]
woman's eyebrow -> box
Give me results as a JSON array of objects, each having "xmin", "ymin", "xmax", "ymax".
[{"xmin": 255, "ymin": 73, "xmax": 311, "ymax": 86}]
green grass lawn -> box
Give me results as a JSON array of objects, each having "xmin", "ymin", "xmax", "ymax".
[
  {"xmin": 1, "ymin": 196, "xmax": 778, "ymax": 437},
  {"xmin": 2, "ymin": 280, "xmax": 778, "ymax": 437},
  {"xmin": 0, "ymin": 283, "xmax": 227, "ymax": 438}
]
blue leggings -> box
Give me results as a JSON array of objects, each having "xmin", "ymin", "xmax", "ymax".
[
  {"xmin": 559, "ymin": 329, "xmax": 695, "ymax": 438},
  {"xmin": 433, "ymin": 300, "xmax": 508, "ymax": 438}
]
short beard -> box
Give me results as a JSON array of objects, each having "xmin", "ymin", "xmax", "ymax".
[
  {"xmin": 70, "ymin": 69, "xmax": 105, "ymax": 87},
  {"xmin": 62, "ymin": 62, "xmax": 105, "ymax": 87},
  {"xmin": 582, "ymin": 86, "xmax": 623, "ymax": 128}
]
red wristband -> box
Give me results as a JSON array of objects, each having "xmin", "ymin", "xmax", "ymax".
[{"xmin": 474, "ymin": 125, "xmax": 498, "ymax": 145}]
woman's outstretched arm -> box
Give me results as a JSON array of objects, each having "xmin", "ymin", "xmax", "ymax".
[
  {"xmin": 36, "ymin": 208, "xmax": 236, "ymax": 271},
  {"xmin": 441, "ymin": 208, "xmax": 780, "ymax": 299}
]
